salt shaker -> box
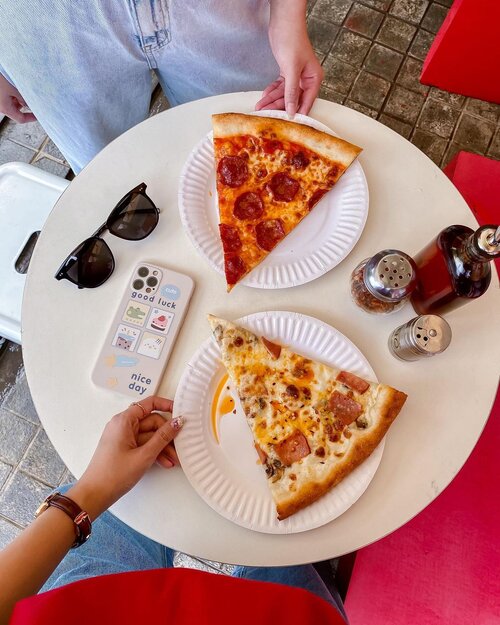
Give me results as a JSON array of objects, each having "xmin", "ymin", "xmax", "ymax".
[
  {"xmin": 388, "ymin": 314, "xmax": 452, "ymax": 361},
  {"xmin": 350, "ymin": 250, "xmax": 418, "ymax": 314}
]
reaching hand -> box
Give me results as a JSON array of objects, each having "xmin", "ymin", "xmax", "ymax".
[
  {"xmin": 68, "ymin": 396, "xmax": 183, "ymax": 519},
  {"xmin": 256, "ymin": 2, "xmax": 323, "ymax": 117},
  {"xmin": 0, "ymin": 74, "xmax": 36, "ymax": 123}
]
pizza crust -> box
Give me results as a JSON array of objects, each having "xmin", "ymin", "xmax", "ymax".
[{"xmin": 212, "ymin": 112, "xmax": 362, "ymax": 168}]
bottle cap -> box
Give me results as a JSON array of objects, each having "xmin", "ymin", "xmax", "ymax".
[
  {"xmin": 363, "ymin": 250, "xmax": 418, "ymax": 303},
  {"xmin": 475, "ymin": 225, "xmax": 500, "ymax": 258}
]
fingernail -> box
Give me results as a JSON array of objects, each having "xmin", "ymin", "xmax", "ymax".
[
  {"xmin": 171, "ymin": 416, "xmax": 184, "ymax": 431},
  {"xmin": 286, "ymin": 104, "xmax": 296, "ymax": 120}
]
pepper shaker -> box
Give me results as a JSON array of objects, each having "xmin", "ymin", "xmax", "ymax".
[
  {"xmin": 350, "ymin": 250, "xmax": 418, "ymax": 314},
  {"xmin": 388, "ymin": 314, "xmax": 452, "ymax": 361}
]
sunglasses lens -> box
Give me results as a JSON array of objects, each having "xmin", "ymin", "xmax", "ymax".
[
  {"xmin": 58, "ymin": 238, "xmax": 114, "ymax": 288},
  {"xmin": 107, "ymin": 191, "xmax": 158, "ymax": 240}
]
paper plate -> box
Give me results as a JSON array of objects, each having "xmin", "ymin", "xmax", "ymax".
[
  {"xmin": 174, "ymin": 311, "xmax": 384, "ymax": 534},
  {"xmin": 178, "ymin": 110, "xmax": 368, "ymax": 289}
]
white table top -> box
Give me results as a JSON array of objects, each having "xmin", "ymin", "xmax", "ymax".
[{"xmin": 23, "ymin": 92, "xmax": 500, "ymax": 566}]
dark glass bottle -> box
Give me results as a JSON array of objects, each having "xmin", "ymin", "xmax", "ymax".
[{"xmin": 411, "ymin": 224, "xmax": 500, "ymax": 316}]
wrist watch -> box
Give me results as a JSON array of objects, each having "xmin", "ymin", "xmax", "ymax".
[{"xmin": 35, "ymin": 492, "xmax": 92, "ymax": 548}]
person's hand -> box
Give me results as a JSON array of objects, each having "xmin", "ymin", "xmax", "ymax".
[
  {"xmin": 256, "ymin": 2, "xmax": 323, "ymax": 117},
  {"xmin": 0, "ymin": 74, "xmax": 36, "ymax": 123},
  {"xmin": 67, "ymin": 396, "xmax": 183, "ymax": 519}
]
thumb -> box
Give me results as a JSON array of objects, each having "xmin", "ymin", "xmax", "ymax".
[{"xmin": 141, "ymin": 416, "xmax": 184, "ymax": 461}]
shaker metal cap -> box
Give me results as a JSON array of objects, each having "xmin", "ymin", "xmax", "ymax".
[
  {"xmin": 410, "ymin": 314, "xmax": 452, "ymax": 354},
  {"xmin": 363, "ymin": 250, "xmax": 418, "ymax": 302}
]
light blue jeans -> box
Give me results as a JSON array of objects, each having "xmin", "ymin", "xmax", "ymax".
[
  {"xmin": 41, "ymin": 485, "xmax": 347, "ymax": 622},
  {"xmin": 0, "ymin": 1, "xmax": 278, "ymax": 172}
]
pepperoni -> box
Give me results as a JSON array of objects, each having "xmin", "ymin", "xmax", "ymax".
[
  {"xmin": 262, "ymin": 337, "xmax": 282, "ymax": 359},
  {"xmin": 274, "ymin": 430, "xmax": 310, "ymax": 466},
  {"xmin": 217, "ymin": 156, "xmax": 249, "ymax": 188},
  {"xmin": 219, "ymin": 224, "xmax": 242, "ymax": 253},
  {"xmin": 329, "ymin": 391, "xmax": 362, "ymax": 425},
  {"xmin": 308, "ymin": 189, "xmax": 328, "ymax": 211},
  {"xmin": 269, "ymin": 173, "xmax": 300, "ymax": 202},
  {"xmin": 262, "ymin": 139, "xmax": 283, "ymax": 154},
  {"xmin": 255, "ymin": 219, "xmax": 285, "ymax": 251},
  {"xmin": 329, "ymin": 164, "xmax": 341, "ymax": 181},
  {"xmin": 336, "ymin": 371, "xmax": 370, "ymax": 394},
  {"xmin": 224, "ymin": 255, "xmax": 246, "ymax": 285},
  {"xmin": 233, "ymin": 192, "xmax": 264, "ymax": 220},
  {"xmin": 292, "ymin": 151, "xmax": 310, "ymax": 169}
]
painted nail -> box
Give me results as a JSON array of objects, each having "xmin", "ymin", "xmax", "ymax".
[{"xmin": 171, "ymin": 416, "xmax": 184, "ymax": 431}]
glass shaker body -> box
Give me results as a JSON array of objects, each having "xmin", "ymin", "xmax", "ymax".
[{"xmin": 351, "ymin": 253, "xmax": 416, "ymax": 314}]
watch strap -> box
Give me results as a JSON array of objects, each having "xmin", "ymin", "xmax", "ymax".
[{"xmin": 36, "ymin": 492, "xmax": 92, "ymax": 548}]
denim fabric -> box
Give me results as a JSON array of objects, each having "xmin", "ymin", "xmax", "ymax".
[
  {"xmin": 0, "ymin": 1, "xmax": 278, "ymax": 172},
  {"xmin": 40, "ymin": 484, "xmax": 175, "ymax": 592},
  {"xmin": 41, "ymin": 485, "xmax": 346, "ymax": 622}
]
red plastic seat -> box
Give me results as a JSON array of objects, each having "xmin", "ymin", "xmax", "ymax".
[
  {"xmin": 345, "ymin": 385, "xmax": 500, "ymax": 624},
  {"xmin": 344, "ymin": 152, "xmax": 500, "ymax": 624},
  {"xmin": 420, "ymin": 0, "xmax": 500, "ymax": 103}
]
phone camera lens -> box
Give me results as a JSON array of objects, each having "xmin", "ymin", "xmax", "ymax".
[
  {"xmin": 146, "ymin": 276, "xmax": 158, "ymax": 287},
  {"xmin": 133, "ymin": 279, "xmax": 144, "ymax": 290},
  {"xmin": 138, "ymin": 267, "xmax": 149, "ymax": 278}
]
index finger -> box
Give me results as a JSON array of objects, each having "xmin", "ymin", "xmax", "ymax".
[
  {"xmin": 126, "ymin": 396, "xmax": 174, "ymax": 419},
  {"xmin": 284, "ymin": 71, "xmax": 301, "ymax": 118}
]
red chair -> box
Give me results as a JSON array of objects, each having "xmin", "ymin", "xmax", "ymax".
[
  {"xmin": 420, "ymin": 0, "xmax": 500, "ymax": 103},
  {"xmin": 344, "ymin": 385, "xmax": 500, "ymax": 624},
  {"xmin": 344, "ymin": 152, "xmax": 500, "ymax": 624}
]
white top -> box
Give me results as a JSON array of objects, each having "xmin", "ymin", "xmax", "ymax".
[{"xmin": 23, "ymin": 93, "xmax": 500, "ymax": 566}]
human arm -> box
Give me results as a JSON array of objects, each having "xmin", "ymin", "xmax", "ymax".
[
  {"xmin": 0, "ymin": 73, "xmax": 36, "ymax": 123},
  {"xmin": 0, "ymin": 396, "xmax": 183, "ymax": 625},
  {"xmin": 256, "ymin": 0, "xmax": 324, "ymax": 117}
]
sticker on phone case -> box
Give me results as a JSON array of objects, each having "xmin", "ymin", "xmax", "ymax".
[
  {"xmin": 122, "ymin": 301, "xmax": 150, "ymax": 327},
  {"xmin": 105, "ymin": 354, "xmax": 139, "ymax": 367},
  {"xmin": 137, "ymin": 332, "xmax": 166, "ymax": 359},
  {"xmin": 112, "ymin": 324, "xmax": 141, "ymax": 352},
  {"xmin": 146, "ymin": 308, "xmax": 174, "ymax": 333},
  {"xmin": 160, "ymin": 284, "xmax": 181, "ymax": 300}
]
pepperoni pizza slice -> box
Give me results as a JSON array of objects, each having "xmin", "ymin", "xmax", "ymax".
[
  {"xmin": 213, "ymin": 113, "xmax": 362, "ymax": 291},
  {"xmin": 208, "ymin": 315, "xmax": 407, "ymax": 520}
]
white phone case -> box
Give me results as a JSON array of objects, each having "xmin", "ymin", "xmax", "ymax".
[{"xmin": 91, "ymin": 262, "xmax": 194, "ymax": 398}]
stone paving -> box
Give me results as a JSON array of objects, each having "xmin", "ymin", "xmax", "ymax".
[{"xmin": 1, "ymin": 0, "xmax": 499, "ymax": 574}]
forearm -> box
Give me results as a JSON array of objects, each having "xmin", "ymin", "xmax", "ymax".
[
  {"xmin": 0, "ymin": 508, "xmax": 75, "ymax": 625},
  {"xmin": 269, "ymin": 0, "xmax": 308, "ymax": 36},
  {"xmin": 0, "ymin": 483, "xmax": 106, "ymax": 625}
]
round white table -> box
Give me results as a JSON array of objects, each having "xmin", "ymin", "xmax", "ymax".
[{"xmin": 23, "ymin": 92, "xmax": 500, "ymax": 566}]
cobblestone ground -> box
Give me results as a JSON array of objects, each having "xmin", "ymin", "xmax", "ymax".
[{"xmin": 1, "ymin": 0, "xmax": 499, "ymax": 572}]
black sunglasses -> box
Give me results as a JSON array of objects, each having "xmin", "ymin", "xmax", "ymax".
[{"xmin": 55, "ymin": 183, "xmax": 159, "ymax": 289}]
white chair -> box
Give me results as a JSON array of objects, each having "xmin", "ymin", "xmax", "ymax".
[{"xmin": 0, "ymin": 162, "xmax": 69, "ymax": 344}]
